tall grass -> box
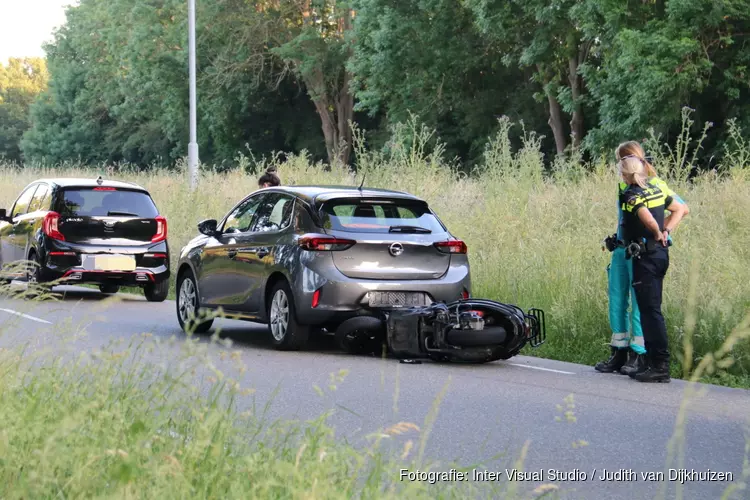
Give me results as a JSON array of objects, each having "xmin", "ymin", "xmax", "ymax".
[{"xmin": 1, "ymin": 110, "xmax": 749, "ymax": 387}]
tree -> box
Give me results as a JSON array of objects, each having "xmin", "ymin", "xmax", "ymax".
[
  {"xmin": 347, "ymin": 0, "xmax": 546, "ymax": 165},
  {"xmin": 0, "ymin": 58, "xmax": 48, "ymax": 163},
  {"xmin": 209, "ymin": 0, "xmax": 356, "ymax": 166},
  {"xmin": 576, "ymin": 0, "xmax": 750, "ymax": 159},
  {"xmin": 465, "ymin": 0, "xmax": 594, "ymax": 156}
]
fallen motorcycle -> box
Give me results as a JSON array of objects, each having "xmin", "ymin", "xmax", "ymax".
[{"xmin": 333, "ymin": 298, "xmax": 546, "ymax": 363}]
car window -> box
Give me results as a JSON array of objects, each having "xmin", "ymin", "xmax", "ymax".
[
  {"xmin": 54, "ymin": 188, "xmax": 159, "ymax": 218},
  {"xmin": 319, "ymin": 198, "xmax": 445, "ymax": 234},
  {"xmin": 28, "ymin": 184, "xmax": 50, "ymax": 213},
  {"xmin": 10, "ymin": 185, "xmax": 38, "ymax": 218},
  {"xmin": 250, "ymin": 194, "xmax": 294, "ymax": 233},
  {"xmin": 222, "ymin": 194, "xmax": 265, "ymax": 233}
]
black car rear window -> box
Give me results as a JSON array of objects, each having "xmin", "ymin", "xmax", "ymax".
[
  {"xmin": 55, "ymin": 187, "xmax": 159, "ymax": 218},
  {"xmin": 319, "ymin": 198, "xmax": 445, "ymax": 233}
]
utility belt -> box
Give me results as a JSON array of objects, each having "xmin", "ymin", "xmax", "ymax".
[{"xmin": 624, "ymin": 237, "xmax": 671, "ymax": 260}]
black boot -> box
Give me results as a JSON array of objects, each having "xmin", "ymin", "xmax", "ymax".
[
  {"xmin": 594, "ymin": 347, "xmax": 628, "ymax": 373},
  {"xmin": 620, "ymin": 350, "xmax": 647, "ymax": 376},
  {"xmin": 634, "ymin": 357, "xmax": 670, "ymax": 383}
]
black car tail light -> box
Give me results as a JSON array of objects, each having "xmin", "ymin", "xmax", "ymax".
[
  {"xmin": 43, "ymin": 212, "xmax": 65, "ymax": 241},
  {"xmin": 151, "ymin": 216, "xmax": 167, "ymax": 243}
]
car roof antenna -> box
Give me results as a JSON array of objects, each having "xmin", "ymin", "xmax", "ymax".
[
  {"xmin": 96, "ymin": 175, "xmax": 103, "ymax": 185},
  {"xmin": 358, "ymin": 172, "xmax": 366, "ymax": 192}
]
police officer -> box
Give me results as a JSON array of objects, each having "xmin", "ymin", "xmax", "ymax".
[
  {"xmin": 595, "ymin": 141, "xmax": 689, "ymax": 376},
  {"xmin": 616, "ymin": 155, "xmax": 687, "ymax": 383}
]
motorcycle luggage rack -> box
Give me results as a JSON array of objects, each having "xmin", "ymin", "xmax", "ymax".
[{"xmin": 524, "ymin": 308, "xmax": 546, "ymax": 348}]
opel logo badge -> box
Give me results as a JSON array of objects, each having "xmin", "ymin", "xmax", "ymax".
[{"xmin": 389, "ymin": 243, "xmax": 404, "ymax": 256}]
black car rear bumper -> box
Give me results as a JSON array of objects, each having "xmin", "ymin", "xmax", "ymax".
[
  {"xmin": 39, "ymin": 241, "xmax": 170, "ymax": 286},
  {"xmin": 54, "ymin": 267, "xmax": 169, "ymax": 286}
]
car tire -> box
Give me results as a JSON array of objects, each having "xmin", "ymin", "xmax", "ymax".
[
  {"xmin": 144, "ymin": 279, "xmax": 168, "ymax": 302},
  {"xmin": 176, "ymin": 270, "xmax": 213, "ymax": 334},
  {"xmin": 25, "ymin": 251, "xmax": 50, "ymax": 293},
  {"xmin": 100, "ymin": 284, "xmax": 119, "ymax": 294},
  {"xmin": 267, "ymin": 280, "xmax": 309, "ymax": 350}
]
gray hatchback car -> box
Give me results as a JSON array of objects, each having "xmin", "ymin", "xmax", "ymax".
[{"xmin": 174, "ymin": 185, "xmax": 471, "ymax": 350}]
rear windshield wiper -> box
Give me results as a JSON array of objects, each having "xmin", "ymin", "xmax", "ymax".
[
  {"xmin": 388, "ymin": 225, "xmax": 431, "ymax": 234},
  {"xmin": 107, "ymin": 211, "xmax": 140, "ymax": 217}
]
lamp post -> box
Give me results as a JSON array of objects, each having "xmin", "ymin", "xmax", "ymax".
[{"xmin": 188, "ymin": 0, "xmax": 198, "ymax": 190}]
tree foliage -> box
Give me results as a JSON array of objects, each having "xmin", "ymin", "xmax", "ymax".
[
  {"xmin": 0, "ymin": 58, "xmax": 48, "ymax": 163},
  {"xmin": 1, "ymin": 0, "xmax": 748, "ymax": 170}
]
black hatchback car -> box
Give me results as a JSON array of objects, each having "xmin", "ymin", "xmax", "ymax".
[{"xmin": 0, "ymin": 177, "xmax": 170, "ymax": 301}]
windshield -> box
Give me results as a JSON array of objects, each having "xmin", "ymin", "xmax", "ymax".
[
  {"xmin": 55, "ymin": 188, "xmax": 159, "ymax": 218},
  {"xmin": 319, "ymin": 198, "xmax": 446, "ymax": 234}
]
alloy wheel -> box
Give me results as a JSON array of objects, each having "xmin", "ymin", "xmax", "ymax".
[
  {"xmin": 178, "ymin": 277, "xmax": 197, "ymax": 325},
  {"xmin": 270, "ymin": 289, "xmax": 289, "ymax": 341}
]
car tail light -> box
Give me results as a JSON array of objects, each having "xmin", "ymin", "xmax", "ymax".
[
  {"xmin": 462, "ymin": 289, "xmax": 470, "ymax": 299},
  {"xmin": 298, "ymin": 236, "xmax": 355, "ymax": 251},
  {"xmin": 43, "ymin": 211, "xmax": 65, "ymax": 241},
  {"xmin": 93, "ymin": 187, "xmax": 116, "ymax": 191},
  {"xmin": 434, "ymin": 240, "xmax": 467, "ymax": 254},
  {"xmin": 151, "ymin": 216, "xmax": 167, "ymax": 243},
  {"xmin": 49, "ymin": 251, "xmax": 76, "ymax": 256},
  {"xmin": 312, "ymin": 289, "xmax": 321, "ymax": 308}
]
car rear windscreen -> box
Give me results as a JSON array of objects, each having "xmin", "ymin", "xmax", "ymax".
[
  {"xmin": 55, "ymin": 188, "xmax": 159, "ymax": 218},
  {"xmin": 319, "ymin": 198, "xmax": 446, "ymax": 233}
]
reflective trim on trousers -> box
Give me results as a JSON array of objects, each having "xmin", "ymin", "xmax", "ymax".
[
  {"xmin": 630, "ymin": 333, "xmax": 646, "ymax": 354},
  {"xmin": 611, "ymin": 333, "xmax": 629, "ymax": 348}
]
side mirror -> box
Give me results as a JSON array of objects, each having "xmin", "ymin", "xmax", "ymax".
[
  {"xmin": 198, "ymin": 219, "xmax": 218, "ymax": 236},
  {"xmin": 0, "ymin": 209, "xmax": 9, "ymax": 222}
]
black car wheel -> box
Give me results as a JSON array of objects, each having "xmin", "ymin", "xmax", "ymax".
[
  {"xmin": 100, "ymin": 284, "xmax": 119, "ymax": 294},
  {"xmin": 176, "ymin": 270, "xmax": 212, "ymax": 334},
  {"xmin": 267, "ymin": 280, "xmax": 309, "ymax": 350},
  {"xmin": 25, "ymin": 251, "xmax": 50, "ymax": 293},
  {"xmin": 144, "ymin": 279, "xmax": 168, "ymax": 302}
]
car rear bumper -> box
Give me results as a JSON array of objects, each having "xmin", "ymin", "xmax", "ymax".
[
  {"xmin": 290, "ymin": 258, "xmax": 471, "ymax": 325},
  {"xmin": 39, "ymin": 240, "xmax": 170, "ymax": 286},
  {"xmin": 53, "ymin": 268, "xmax": 170, "ymax": 286}
]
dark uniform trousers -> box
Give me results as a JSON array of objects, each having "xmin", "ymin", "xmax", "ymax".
[{"xmin": 632, "ymin": 244, "xmax": 670, "ymax": 362}]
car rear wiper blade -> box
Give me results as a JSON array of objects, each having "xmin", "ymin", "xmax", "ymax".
[
  {"xmin": 388, "ymin": 225, "xmax": 432, "ymax": 233},
  {"xmin": 106, "ymin": 211, "xmax": 140, "ymax": 217}
]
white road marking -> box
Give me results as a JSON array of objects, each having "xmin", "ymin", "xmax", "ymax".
[
  {"xmin": 0, "ymin": 308, "xmax": 53, "ymax": 325},
  {"xmin": 508, "ymin": 363, "xmax": 575, "ymax": 375}
]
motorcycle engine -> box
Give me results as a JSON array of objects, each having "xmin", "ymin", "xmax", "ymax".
[{"xmin": 457, "ymin": 310, "xmax": 485, "ymax": 330}]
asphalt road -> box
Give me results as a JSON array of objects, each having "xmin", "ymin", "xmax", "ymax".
[{"xmin": 1, "ymin": 283, "xmax": 749, "ymax": 500}]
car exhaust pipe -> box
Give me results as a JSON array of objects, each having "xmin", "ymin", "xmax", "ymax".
[{"xmin": 335, "ymin": 315, "xmax": 386, "ymax": 354}]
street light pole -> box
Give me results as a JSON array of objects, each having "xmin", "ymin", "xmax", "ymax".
[{"xmin": 188, "ymin": 0, "xmax": 198, "ymax": 190}]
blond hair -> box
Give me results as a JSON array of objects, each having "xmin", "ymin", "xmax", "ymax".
[
  {"xmin": 618, "ymin": 155, "xmax": 649, "ymax": 188},
  {"xmin": 616, "ymin": 141, "xmax": 657, "ymax": 177}
]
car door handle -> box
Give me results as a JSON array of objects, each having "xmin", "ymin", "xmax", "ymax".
[{"xmin": 227, "ymin": 249, "xmax": 237, "ymax": 259}]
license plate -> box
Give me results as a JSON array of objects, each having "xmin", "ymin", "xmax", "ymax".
[
  {"xmin": 93, "ymin": 255, "xmax": 136, "ymax": 271},
  {"xmin": 368, "ymin": 291, "xmax": 427, "ymax": 308}
]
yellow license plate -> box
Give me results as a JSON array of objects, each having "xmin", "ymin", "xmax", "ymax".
[{"xmin": 94, "ymin": 255, "xmax": 135, "ymax": 271}]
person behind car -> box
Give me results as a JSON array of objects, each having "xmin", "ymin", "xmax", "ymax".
[
  {"xmin": 595, "ymin": 141, "xmax": 689, "ymax": 376},
  {"xmin": 611, "ymin": 155, "xmax": 686, "ymax": 382},
  {"xmin": 258, "ymin": 166, "xmax": 281, "ymax": 188}
]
